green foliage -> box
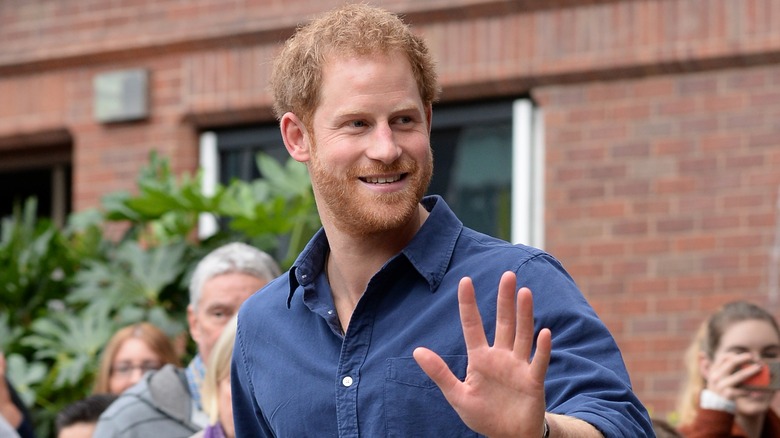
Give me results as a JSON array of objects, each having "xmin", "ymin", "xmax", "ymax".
[
  {"xmin": 0, "ymin": 151, "xmax": 319, "ymax": 437},
  {"xmin": 0, "ymin": 199, "xmax": 79, "ymax": 336}
]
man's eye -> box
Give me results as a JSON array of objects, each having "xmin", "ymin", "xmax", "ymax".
[{"xmin": 349, "ymin": 120, "xmax": 366, "ymax": 128}]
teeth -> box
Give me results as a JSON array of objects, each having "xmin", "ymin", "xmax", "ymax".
[{"xmin": 365, "ymin": 175, "xmax": 401, "ymax": 184}]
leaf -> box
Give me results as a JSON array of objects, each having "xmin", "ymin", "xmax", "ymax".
[
  {"xmin": 0, "ymin": 313, "xmax": 23, "ymax": 351},
  {"xmin": 5, "ymin": 354, "xmax": 48, "ymax": 407},
  {"xmin": 22, "ymin": 308, "xmax": 116, "ymax": 387}
]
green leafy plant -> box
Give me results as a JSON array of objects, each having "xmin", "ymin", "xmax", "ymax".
[
  {"xmin": 0, "ymin": 151, "xmax": 319, "ymax": 437},
  {"xmin": 0, "ymin": 199, "xmax": 79, "ymax": 334}
]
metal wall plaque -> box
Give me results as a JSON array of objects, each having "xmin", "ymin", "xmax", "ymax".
[{"xmin": 93, "ymin": 69, "xmax": 149, "ymax": 123}]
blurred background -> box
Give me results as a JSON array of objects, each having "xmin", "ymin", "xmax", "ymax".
[{"xmin": 1, "ymin": 0, "xmax": 779, "ymax": 430}]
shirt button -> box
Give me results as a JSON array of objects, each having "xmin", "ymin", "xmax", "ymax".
[
  {"xmin": 342, "ymin": 376, "xmax": 353, "ymax": 387},
  {"xmin": 327, "ymin": 310, "xmax": 334, "ymax": 315}
]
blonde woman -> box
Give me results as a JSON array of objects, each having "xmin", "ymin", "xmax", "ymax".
[
  {"xmin": 191, "ymin": 315, "xmax": 237, "ymax": 438},
  {"xmin": 676, "ymin": 301, "xmax": 780, "ymax": 437},
  {"xmin": 94, "ymin": 322, "xmax": 181, "ymax": 395}
]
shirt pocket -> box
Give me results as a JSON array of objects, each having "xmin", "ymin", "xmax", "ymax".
[{"xmin": 384, "ymin": 355, "xmax": 480, "ymax": 437}]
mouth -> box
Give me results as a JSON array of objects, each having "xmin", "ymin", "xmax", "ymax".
[{"xmin": 360, "ymin": 173, "xmax": 406, "ymax": 184}]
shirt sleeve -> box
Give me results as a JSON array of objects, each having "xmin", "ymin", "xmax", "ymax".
[
  {"xmin": 519, "ymin": 254, "xmax": 655, "ymax": 437},
  {"xmin": 231, "ymin": 311, "xmax": 275, "ymax": 438},
  {"xmin": 676, "ymin": 408, "xmax": 734, "ymax": 437}
]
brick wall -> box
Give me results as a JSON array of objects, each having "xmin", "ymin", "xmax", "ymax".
[
  {"xmin": 1, "ymin": 0, "xmax": 780, "ymax": 421},
  {"xmin": 536, "ymin": 65, "xmax": 780, "ymax": 414}
]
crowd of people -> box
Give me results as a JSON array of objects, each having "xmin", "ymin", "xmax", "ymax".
[{"xmin": 2, "ymin": 3, "xmax": 779, "ymax": 438}]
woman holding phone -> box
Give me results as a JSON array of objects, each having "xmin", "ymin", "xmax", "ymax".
[{"xmin": 676, "ymin": 300, "xmax": 780, "ymax": 437}]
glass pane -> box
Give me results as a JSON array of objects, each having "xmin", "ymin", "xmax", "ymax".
[{"xmin": 430, "ymin": 122, "xmax": 512, "ymax": 240}]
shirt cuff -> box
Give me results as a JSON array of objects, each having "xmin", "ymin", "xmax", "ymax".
[{"xmin": 699, "ymin": 389, "xmax": 736, "ymax": 413}]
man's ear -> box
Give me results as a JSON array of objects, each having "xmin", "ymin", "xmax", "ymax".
[
  {"xmin": 280, "ymin": 112, "xmax": 311, "ymax": 163},
  {"xmin": 186, "ymin": 304, "xmax": 199, "ymax": 343}
]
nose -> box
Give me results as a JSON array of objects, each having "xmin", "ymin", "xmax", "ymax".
[
  {"xmin": 128, "ymin": 368, "xmax": 145, "ymax": 384},
  {"xmin": 366, "ymin": 122, "xmax": 401, "ymax": 164}
]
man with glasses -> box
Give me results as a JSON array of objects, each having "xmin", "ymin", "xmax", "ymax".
[{"xmin": 94, "ymin": 243, "xmax": 280, "ymax": 438}]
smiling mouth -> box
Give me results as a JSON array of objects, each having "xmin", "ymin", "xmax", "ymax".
[{"xmin": 361, "ymin": 174, "xmax": 406, "ymax": 184}]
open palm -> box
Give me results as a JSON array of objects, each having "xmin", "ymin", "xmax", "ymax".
[{"xmin": 414, "ymin": 271, "xmax": 552, "ymax": 438}]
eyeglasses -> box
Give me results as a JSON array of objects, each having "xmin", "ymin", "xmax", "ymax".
[{"xmin": 110, "ymin": 361, "xmax": 162, "ymax": 378}]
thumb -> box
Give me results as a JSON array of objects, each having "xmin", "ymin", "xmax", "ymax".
[{"xmin": 413, "ymin": 347, "xmax": 461, "ymax": 396}]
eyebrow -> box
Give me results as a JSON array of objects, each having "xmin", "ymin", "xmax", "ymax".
[{"xmin": 333, "ymin": 101, "xmax": 423, "ymax": 120}]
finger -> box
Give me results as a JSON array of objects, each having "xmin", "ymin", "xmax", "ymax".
[
  {"xmin": 514, "ymin": 287, "xmax": 536, "ymax": 360},
  {"xmin": 493, "ymin": 271, "xmax": 517, "ymax": 350},
  {"xmin": 530, "ymin": 328, "xmax": 552, "ymax": 384},
  {"xmin": 730, "ymin": 362, "xmax": 763, "ymax": 385},
  {"xmin": 413, "ymin": 347, "xmax": 462, "ymax": 399},
  {"xmin": 458, "ymin": 277, "xmax": 488, "ymax": 351},
  {"xmin": 710, "ymin": 353, "xmax": 753, "ymax": 382}
]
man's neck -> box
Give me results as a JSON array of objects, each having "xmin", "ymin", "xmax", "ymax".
[{"xmin": 323, "ymin": 203, "xmax": 429, "ymax": 332}]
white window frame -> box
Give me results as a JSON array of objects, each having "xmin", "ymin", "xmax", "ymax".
[
  {"xmin": 198, "ymin": 131, "xmax": 219, "ymax": 239},
  {"xmin": 512, "ymin": 99, "xmax": 545, "ymax": 248}
]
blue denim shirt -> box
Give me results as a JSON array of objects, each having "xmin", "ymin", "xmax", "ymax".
[{"xmin": 232, "ymin": 195, "xmax": 653, "ymax": 437}]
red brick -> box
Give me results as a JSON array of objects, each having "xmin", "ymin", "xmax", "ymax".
[
  {"xmin": 615, "ymin": 181, "xmax": 651, "ymax": 197},
  {"xmin": 568, "ymin": 185, "xmax": 606, "ymax": 201},
  {"xmin": 657, "ymin": 217, "xmax": 695, "ymax": 233},
  {"xmin": 675, "ymin": 275, "xmax": 717, "ymax": 291},
  {"xmin": 631, "ymin": 239, "xmax": 671, "ymax": 255},
  {"xmin": 611, "ymin": 260, "xmax": 649, "ymax": 276},
  {"xmin": 722, "ymin": 274, "xmax": 763, "ymax": 289},
  {"xmin": 679, "ymin": 157, "xmax": 718, "ymax": 173},
  {"xmin": 613, "ymin": 220, "xmax": 649, "ymax": 236},
  {"xmin": 655, "ymin": 296, "xmax": 697, "ymax": 313},
  {"xmin": 611, "ymin": 141, "xmax": 650, "ymax": 158},
  {"xmin": 675, "ymin": 235, "xmax": 717, "ymax": 252},
  {"xmin": 723, "ymin": 193, "xmax": 767, "ymax": 209},
  {"xmin": 585, "ymin": 242, "xmax": 626, "ymax": 257},
  {"xmin": 655, "ymin": 177, "xmax": 697, "ymax": 194},
  {"xmin": 628, "ymin": 278, "xmax": 670, "ymax": 295},
  {"xmin": 701, "ymin": 215, "xmax": 741, "ymax": 230},
  {"xmin": 702, "ymin": 254, "xmax": 741, "ymax": 270}
]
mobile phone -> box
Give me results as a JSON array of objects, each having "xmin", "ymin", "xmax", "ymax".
[{"xmin": 739, "ymin": 361, "xmax": 780, "ymax": 390}]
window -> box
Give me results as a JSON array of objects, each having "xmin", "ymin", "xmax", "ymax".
[
  {"xmin": 199, "ymin": 98, "xmax": 543, "ymax": 246},
  {"xmin": 430, "ymin": 98, "xmax": 544, "ymax": 246},
  {"xmin": 0, "ymin": 140, "xmax": 72, "ymax": 227}
]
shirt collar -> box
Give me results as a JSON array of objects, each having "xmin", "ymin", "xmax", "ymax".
[
  {"xmin": 185, "ymin": 354, "xmax": 206, "ymax": 411},
  {"xmin": 401, "ymin": 195, "xmax": 462, "ymax": 292},
  {"xmin": 286, "ymin": 195, "xmax": 463, "ymax": 307}
]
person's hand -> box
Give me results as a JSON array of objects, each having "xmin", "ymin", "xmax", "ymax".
[
  {"xmin": 704, "ymin": 351, "xmax": 761, "ymax": 401},
  {"xmin": 0, "ymin": 352, "xmax": 23, "ymax": 428},
  {"xmin": 413, "ymin": 271, "xmax": 552, "ymax": 438}
]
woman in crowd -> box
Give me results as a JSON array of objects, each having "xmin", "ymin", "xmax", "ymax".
[
  {"xmin": 94, "ymin": 322, "xmax": 180, "ymax": 395},
  {"xmin": 191, "ymin": 315, "xmax": 237, "ymax": 438},
  {"xmin": 676, "ymin": 300, "xmax": 780, "ymax": 437}
]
